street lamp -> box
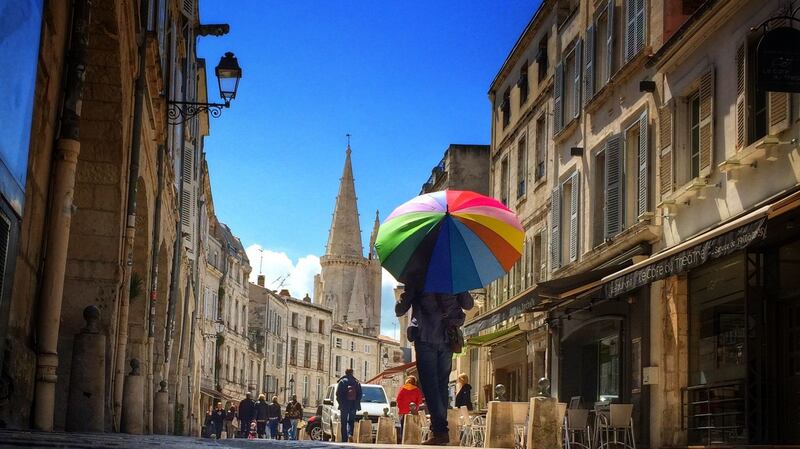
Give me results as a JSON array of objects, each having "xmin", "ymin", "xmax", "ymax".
[
  {"xmin": 202, "ymin": 318, "xmax": 226, "ymax": 339},
  {"xmin": 168, "ymin": 52, "xmax": 243, "ymax": 125}
]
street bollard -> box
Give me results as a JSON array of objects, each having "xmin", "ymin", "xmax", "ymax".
[
  {"xmin": 153, "ymin": 380, "xmax": 169, "ymax": 434},
  {"xmin": 376, "ymin": 416, "xmax": 396, "ymax": 444},
  {"xmin": 401, "ymin": 413, "xmax": 423, "ymax": 445},
  {"xmin": 446, "ymin": 408, "xmax": 461, "ymax": 446},
  {"xmin": 121, "ymin": 359, "xmax": 144, "ymax": 434},
  {"xmin": 527, "ymin": 378, "xmax": 559, "ymax": 449},
  {"xmin": 66, "ymin": 306, "xmax": 105, "ymax": 432}
]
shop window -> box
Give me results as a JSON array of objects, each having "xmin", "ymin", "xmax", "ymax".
[{"xmin": 598, "ymin": 336, "xmax": 620, "ymax": 402}]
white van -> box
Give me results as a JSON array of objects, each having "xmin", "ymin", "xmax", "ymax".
[{"xmin": 321, "ymin": 382, "xmax": 390, "ymax": 441}]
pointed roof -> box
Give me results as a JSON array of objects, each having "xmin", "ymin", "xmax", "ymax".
[
  {"xmin": 369, "ymin": 210, "xmax": 380, "ymax": 259},
  {"xmin": 325, "ymin": 145, "xmax": 363, "ymax": 257}
]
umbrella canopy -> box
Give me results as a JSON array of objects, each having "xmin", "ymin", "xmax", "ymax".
[{"xmin": 376, "ymin": 190, "xmax": 524, "ymax": 293}]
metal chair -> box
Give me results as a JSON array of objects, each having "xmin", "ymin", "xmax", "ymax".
[
  {"xmin": 459, "ymin": 406, "xmax": 473, "ymax": 447},
  {"xmin": 597, "ymin": 404, "xmax": 635, "ymax": 449},
  {"xmin": 564, "ymin": 408, "xmax": 591, "ymax": 449},
  {"xmin": 514, "ymin": 423, "xmax": 527, "ymax": 449},
  {"xmin": 556, "ymin": 403, "xmax": 567, "ymax": 448},
  {"xmin": 420, "ymin": 414, "xmax": 431, "ymax": 443},
  {"xmin": 470, "ymin": 415, "xmax": 487, "ymax": 447}
]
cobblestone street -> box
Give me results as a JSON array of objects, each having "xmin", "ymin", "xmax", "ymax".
[{"xmin": 0, "ymin": 430, "xmax": 460, "ymax": 449}]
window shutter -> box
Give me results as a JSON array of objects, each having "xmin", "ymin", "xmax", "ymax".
[
  {"xmin": 698, "ymin": 67, "xmax": 714, "ymax": 175},
  {"xmin": 624, "ymin": 0, "xmax": 636, "ymax": 61},
  {"xmin": 569, "ymin": 171, "xmax": 580, "ymax": 262},
  {"xmin": 768, "ymin": 91, "xmax": 791, "ymax": 135},
  {"xmin": 585, "ymin": 26, "xmax": 595, "ymax": 104},
  {"xmin": 659, "ymin": 101, "xmax": 674, "ymax": 197},
  {"xmin": 607, "ymin": 0, "xmax": 615, "ymax": 81},
  {"xmin": 181, "ymin": 0, "xmax": 194, "ymax": 19},
  {"xmin": 550, "ymin": 186, "xmax": 561, "ymax": 270},
  {"xmin": 554, "ymin": 62, "xmax": 564, "ymax": 133},
  {"xmin": 635, "ymin": 0, "xmax": 646, "ymax": 55},
  {"xmin": 637, "ymin": 109, "xmax": 650, "ymax": 216},
  {"xmin": 539, "ymin": 231, "xmax": 547, "ymax": 281},
  {"xmin": 605, "ymin": 135, "xmax": 623, "ymax": 239},
  {"xmin": 735, "ymin": 43, "xmax": 747, "ymax": 150},
  {"xmin": 574, "ymin": 39, "xmax": 583, "ymax": 119},
  {"xmin": 181, "ymin": 141, "xmax": 196, "ymax": 257}
]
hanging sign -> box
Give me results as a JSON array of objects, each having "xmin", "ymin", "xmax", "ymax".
[{"xmin": 757, "ymin": 26, "xmax": 800, "ymax": 93}]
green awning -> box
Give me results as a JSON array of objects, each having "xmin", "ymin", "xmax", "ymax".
[{"xmin": 465, "ymin": 325, "xmax": 521, "ymax": 347}]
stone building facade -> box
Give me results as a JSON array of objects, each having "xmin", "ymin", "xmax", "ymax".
[
  {"xmin": 313, "ymin": 147, "xmax": 382, "ymax": 337},
  {"xmin": 248, "ymin": 278, "xmax": 289, "ymax": 400},
  {"xmin": 285, "ymin": 292, "xmax": 332, "ymax": 414},
  {"xmin": 330, "ymin": 328, "xmax": 379, "ymax": 386},
  {"xmin": 467, "ymin": 0, "xmax": 800, "ymax": 447}
]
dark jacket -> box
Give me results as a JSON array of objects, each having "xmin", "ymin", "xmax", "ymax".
[
  {"xmin": 396, "ymin": 289, "xmax": 473, "ymax": 345},
  {"xmin": 286, "ymin": 400, "xmax": 303, "ymax": 419},
  {"xmin": 224, "ymin": 409, "xmax": 236, "ymax": 422},
  {"xmin": 210, "ymin": 409, "xmax": 225, "ymax": 428},
  {"xmin": 455, "ymin": 384, "xmax": 473, "ymax": 411},
  {"xmin": 255, "ymin": 400, "xmax": 269, "ymax": 421},
  {"xmin": 238, "ymin": 398, "xmax": 256, "ymax": 423},
  {"xmin": 267, "ymin": 402, "xmax": 282, "ymax": 419},
  {"xmin": 336, "ymin": 374, "xmax": 363, "ymax": 411}
]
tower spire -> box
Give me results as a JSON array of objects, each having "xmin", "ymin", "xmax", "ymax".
[
  {"xmin": 325, "ymin": 143, "xmax": 363, "ymax": 257},
  {"xmin": 369, "ymin": 210, "xmax": 380, "ymax": 259}
]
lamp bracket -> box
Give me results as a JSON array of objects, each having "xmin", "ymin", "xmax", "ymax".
[{"xmin": 167, "ymin": 100, "xmax": 229, "ymax": 125}]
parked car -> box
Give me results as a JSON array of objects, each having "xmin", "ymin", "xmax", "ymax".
[
  {"xmin": 321, "ymin": 383, "xmax": 390, "ymax": 441},
  {"xmin": 305, "ymin": 405, "xmax": 324, "ymax": 441}
]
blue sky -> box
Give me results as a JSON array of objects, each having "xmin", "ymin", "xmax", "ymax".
[{"xmin": 197, "ymin": 1, "xmax": 539, "ymax": 338}]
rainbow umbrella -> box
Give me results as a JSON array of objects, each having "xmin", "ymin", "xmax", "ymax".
[{"xmin": 376, "ymin": 190, "xmax": 524, "ymax": 293}]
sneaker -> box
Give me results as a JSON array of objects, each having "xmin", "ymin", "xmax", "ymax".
[{"xmin": 421, "ymin": 433, "xmax": 450, "ymax": 446}]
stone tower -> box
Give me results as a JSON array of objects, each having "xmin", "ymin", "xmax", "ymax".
[{"xmin": 313, "ymin": 146, "xmax": 382, "ymax": 336}]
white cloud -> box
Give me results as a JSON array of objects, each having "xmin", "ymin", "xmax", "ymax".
[
  {"xmin": 245, "ymin": 244, "xmax": 321, "ymax": 299},
  {"xmin": 246, "ymin": 244, "xmax": 402, "ymax": 339}
]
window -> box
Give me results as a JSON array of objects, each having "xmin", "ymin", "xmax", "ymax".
[
  {"xmin": 537, "ymin": 36, "xmax": 548, "ymax": 82},
  {"xmin": 624, "ymin": 111, "xmax": 650, "ymax": 220},
  {"xmin": 291, "ymin": 312, "xmax": 298, "ymax": 328},
  {"xmin": 335, "ymin": 355, "xmax": 342, "ymax": 373},
  {"xmin": 586, "ymin": 1, "xmax": 616, "ymax": 101},
  {"xmin": 624, "ymin": 0, "xmax": 646, "ymax": 62},
  {"xmin": 335, "ymin": 337, "xmax": 342, "ymax": 349},
  {"xmin": 350, "ymin": 341, "xmax": 355, "ymax": 351},
  {"xmin": 318, "ymin": 344, "xmax": 325, "ymax": 370},
  {"xmin": 551, "ymin": 171, "xmax": 580, "ymax": 269},
  {"xmin": 517, "ymin": 137, "xmax": 527, "ymax": 199},
  {"xmin": 349, "ymin": 357, "xmax": 354, "ymax": 370},
  {"xmin": 318, "ymin": 319, "xmax": 325, "ymax": 334},
  {"xmin": 564, "ymin": 47, "xmax": 578, "ymax": 122},
  {"xmin": 500, "ymin": 157, "xmax": 510, "ymax": 206},
  {"xmin": 305, "ymin": 316, "xmax": 312, "ymax": 332},
  {"xmin": 501, "ymin": 88, "xmax": 511, "ymax": 128},
  {"xmin": 289, "ymin": 338, "xmax": 298, "ymax": 366},
  {"xmin": 598, "ymin": 336, "xmax": 620, "ymax": 402},
  {"xmin": 533, "ymin": 233, "xmax": 544, "ymax": 283},
  {"xmin": 535, "ymin": 116, "xmax": 547, "ymax": 180},
  {"xmin": 241, "ymin": 305, "xmax": 246, "ymax": 332},
  {"xmin": 364, "ymin": 345, "xmax": 371, "ymax": 354},
  {"xmin": 363, "ymin": 360, "xmax": 369, "ymax": 379},
  {"xmin": 688, "ymin": 92, "xmax": 701, "ymax": 179},
  {"xmin": 593, "ymin": 146, "xmax": 608, "ymax": 247},
  {"xmin": 518, "ymin": 62, "xmax": 529, "ymax": 105},
  {"xmin": 304, "ymin": 341, "xmax": 312, "ymax": 368},
  {"xmin": 276, "ymin": 342, "xmax": 283, "ymax": 368},
  {"xmin": 316, "ymin": 377, "xmax": 323, "ymax": 404},
  {"xmin": 554, "ymin": 40, "xmax": 583, "ymax": 133}
]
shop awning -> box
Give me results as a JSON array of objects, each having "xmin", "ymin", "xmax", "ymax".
[
  {"xmin": 366, "ymin": 361, "xmax": 417, "ymax": 384},
  {"xmin": 200, "ymin": 386, "xmax": 232, "ymax": 401},
  {"xmin": 462, "ymin": 264, "xmax": 624, "ymax": 337},
  {"xmin": 465, "ymin": 324, "xmax": 522, "ymax": 347},
  {"xmin": 601, "ymin": 189, "xmax": 800, "ymax": 298}
]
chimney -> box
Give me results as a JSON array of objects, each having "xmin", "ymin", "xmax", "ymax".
[
  {"xmin": 279, "ymin": 289, "xmax": 290, "ymax": 298},
  {"xmin": 257, "ymin": 274, "xmax": 265, "ymax": 287},
  {"xmin": 303, "ymin": 294, "xmax": 311, "ymax": 303}
]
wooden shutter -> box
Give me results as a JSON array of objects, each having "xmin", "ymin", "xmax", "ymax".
[
  {"xmin": 605, "ymin": 135, "xmax": 623, "ymax": 239},
  {"xmin": 735, "ymin": 43, "xmax": 747, "ymax": 150},
  {"xmin": 554, "ymin": 62, "xmax": 564, "ymax": 133},
  {"xmin": 574, "ymin": 39, "xmax": 583, "ymax": 119},
  {"xmin": 181, "ymin": 142, "xmax": 196, "ymax": 256},
  {"xmin": 659, "ymin": 101, "xmax": 674, "ymax": 197},
  {"xmin": 607, "ymin": 0, "xmax": 615, "ymax": 81},
  {"xmin": 569, "ymin": 171, "xmax": 580, "ymax": 262},
  {"xmin": 550, "ymin": 186, "xmax": 561, "ymax": 270},
  {"xmin": 698, "ymin": 67, "xmax": 714, "ymax": 174},
  {"xmin": 585, "ymin": 26, "xmax": 595, "ymax": 104},
  {"xmin": 539, "ymin": 231, "xmax": 548, "ymax": 281},
  {"xmin": 624, "ymin": 0, "xmax": 636, "ymax": 61},
  {"xmin": 635, "ymin": 0, "xmax": 646, "ymax": 55},
  {"xmin": 768, "ymin": 91, "xmax": 791, "ymax": 135},
  {"xmin": 637, "ymin": 109, "xmax": 650, "ymax": 216}
]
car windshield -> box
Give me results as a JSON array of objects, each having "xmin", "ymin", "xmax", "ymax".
[{"xmin": 361, "ymin": 386, "xmax": 387, "ymax": 403}]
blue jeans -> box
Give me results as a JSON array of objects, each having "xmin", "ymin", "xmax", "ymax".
[
  {"xmin": 290, "ymin": 418, "xmax": 299, "ymax": 440},
  {"xmin": 415, "ymin": 341, "xmax": 452, "ymax": 435},
  {"xmin": 267, "ymin": 418, "xmax": 279, "ymax": 439},
  {"xmin": 340, "ymin": 407, "xmax": 358, "ymax": 441}
]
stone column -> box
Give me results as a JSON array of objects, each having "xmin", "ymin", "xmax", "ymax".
[
  {"xmin": 122, "ymin": 359, "xmax": 144, "ymax": 434},
  {"xmin": 65, "ymin": 306, "xmax": 105, "ymax": 432},
  {"xmin": 153, "ymin": 380, "xmax": 169, "ymax": 434}
]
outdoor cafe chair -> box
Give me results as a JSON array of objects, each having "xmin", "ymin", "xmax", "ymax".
[
  {"xmin": 597, "ymin": 404, "xmax": 635, "ymax": 449},
  {"xmin": 470, "ymin": 414, "xmax": 487, "ymax": 447},
  {"xmin": 458, "ymin": 406, "xmax": 473, "ymax": 447},
  {"xmin": 564, "ymin": 408, "xmax": 592, "ymax": 449}
]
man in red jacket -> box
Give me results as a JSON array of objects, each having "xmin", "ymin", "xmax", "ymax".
[{"xmin": 396, "ymin": 375, "xmax": 424, "ymax": 435}]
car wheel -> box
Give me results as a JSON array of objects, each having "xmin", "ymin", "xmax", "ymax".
[{"xmin": 310, "ymin": 423, "xmax": 323, "ymax": 441}]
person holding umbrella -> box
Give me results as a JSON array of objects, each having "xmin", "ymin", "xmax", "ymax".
[{"xmin": 378, "ymin": 190, "xmax": 523, "ymax": 445}]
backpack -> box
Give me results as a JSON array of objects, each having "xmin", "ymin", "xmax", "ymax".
[{"xmin": 346, "ymin": 384, "xmax": 357, "ymax": 401}]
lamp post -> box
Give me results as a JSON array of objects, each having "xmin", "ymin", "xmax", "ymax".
[{"xmin": 168, "ymin": 52, "xmax": 242, "ymax": 124}]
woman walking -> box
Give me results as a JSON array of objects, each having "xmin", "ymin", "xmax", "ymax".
[
  {"xmin": 455, "ymin": 373, "xmax": 473, "ymax": 411},
  {"xmin": 255, "ymin": 394, "xmax": 269, "ymax": 438},
  {"xmin": 396, "ymin": 375, "xmax": 423, "ymax": 435}
]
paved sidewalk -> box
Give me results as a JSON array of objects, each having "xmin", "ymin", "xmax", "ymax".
[{"xmin": 0, "ymin": 430, "xmax": 494, "ymax": 449}]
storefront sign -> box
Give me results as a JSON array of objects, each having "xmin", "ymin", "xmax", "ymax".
[
  {"xmin": 757, "ymin": 26, "xmax": 800, "ymax": 93},
  {"xmin": 605, "ymin": 218, "xmax": 767, "ymax": 298}
]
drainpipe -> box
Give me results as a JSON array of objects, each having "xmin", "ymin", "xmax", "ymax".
[
  {"xmin": 33, "ymin": 0, "xmax": 92, "ymax": 431},
  {"xmin": 146, "ymin": 143, "xmax": 165, "ymax": 432},
  {"xmin": 112, "ymin": 0, "xmax": 149, "ymax": 430}
]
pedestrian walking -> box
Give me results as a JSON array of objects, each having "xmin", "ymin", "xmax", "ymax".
[
  {"xmin": 286, "ymin": 394, "xmax": 304, "ymax": 440},
  {"xmin": 210, "ymin": 402, "xmax": 226, "ymax": 439},
  {"xmin": 455, "ymin": 373, "xmax": 473, "ymax": 411},
  {"xmin": 281, "ymin": 413, "xmax": 292, "ymax": 439},
  {"xmin": 396, "ymin": 375, "xmax": 423, "ymax": 435},
  {"xmin": 267, "ymin": 395, "xmax": 282, "ymax": 439},
  {"xmin": 396, "ymin": 286, "xmax": 473, "ymax": 445},
  {"xmin": 224, "ymin": 405, "xmax": 238, "ymax": 439},
  {"xmin": 202, "ymin": 405, "xmax": 214, "ymax": 438},
  {"xmin": 335, "ymin": 368, "xmax": 363, "ymax": 442},
  {"xmin": 238, "ymin": 392, "xmax": 256, "ymax": 437},
  {"xmin": 255, "ymin": 394, "xmax": 269, "ymax": 438}
]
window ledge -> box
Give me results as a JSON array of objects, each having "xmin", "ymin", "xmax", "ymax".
[
  {"xmin": 554, "ymin": 118, "xmax": 579, "ymax": 143},
  {"xmin": 658, "ymin": 176, "xmax": 714, "ymax": 210},
  {"xmin": 718, "ymin": 135, "xmax": 797, "ymax": 178},
  {"xmin": 584, "ymin": 48, "xmax": 650, "ymax": 115}
]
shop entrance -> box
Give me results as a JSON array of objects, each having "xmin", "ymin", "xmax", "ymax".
[
  {"xmin": 559, "ymin": 319, "xmax": 622, "ymax": 407},
  {"xmin": 775, "ymin": 238, "xmax": 800, "ymax": 443}
]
